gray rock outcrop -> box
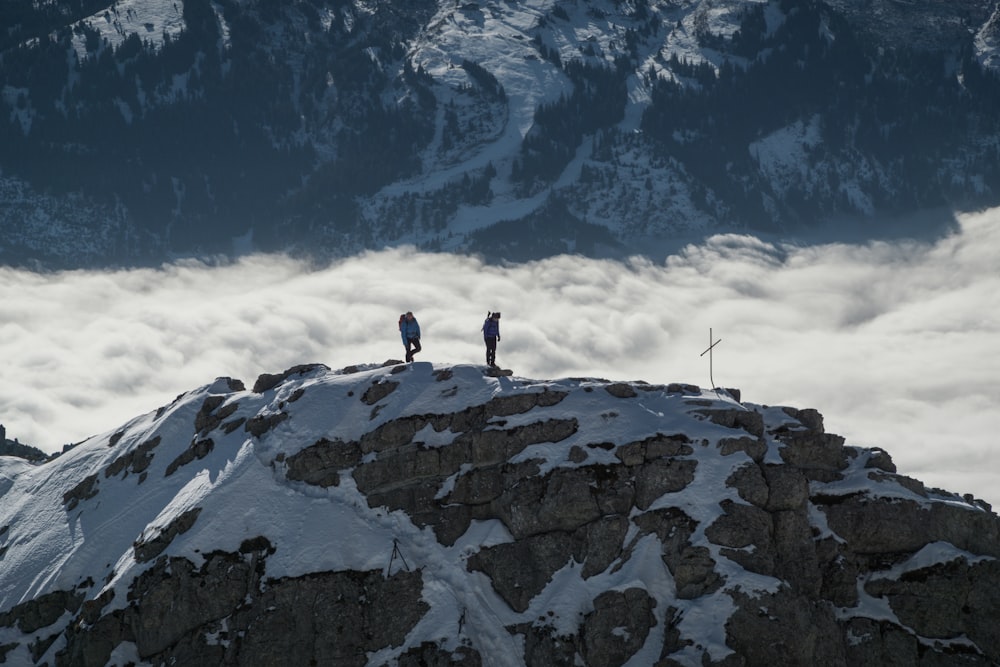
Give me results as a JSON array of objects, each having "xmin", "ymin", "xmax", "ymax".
[{"xmin": 1, "ymin": 363, "xmax": 997, "ymax": 666}]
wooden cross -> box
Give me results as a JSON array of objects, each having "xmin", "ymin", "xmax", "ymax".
[{"xmin": 699, "ymin": 328, "xmax": 723, "ymax": 391}]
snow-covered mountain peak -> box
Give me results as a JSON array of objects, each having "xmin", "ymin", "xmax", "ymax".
[{"xmin": 2, "ymin": 360, "xmax": 997, "ymax": 665}]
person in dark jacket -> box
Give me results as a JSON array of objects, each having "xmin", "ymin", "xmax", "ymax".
[
  {"xmin": 400, "ymin": 311, "xmax": 421, "ymax": 362},
  {"xmin": 482, "ymin": 311, "xmax": 500, "ymax": 367}
]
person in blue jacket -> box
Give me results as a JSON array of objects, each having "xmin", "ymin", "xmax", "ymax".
[
  {"xmin": 399, "ymin": 311, "xmax": 421, "ymax": 362},
  {"xmin": 482, "ymin": 311, "xmax": 500, "ymax": 367}
]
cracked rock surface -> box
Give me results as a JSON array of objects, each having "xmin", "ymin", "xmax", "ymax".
[{"xmin": 1, "ymin": 362, "xmax": 998, "ymax": 666}]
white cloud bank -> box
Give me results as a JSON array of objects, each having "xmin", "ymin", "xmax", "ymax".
[{"xmin": 2, "ymin": 208, "xmax": 998, "ymax": 508}]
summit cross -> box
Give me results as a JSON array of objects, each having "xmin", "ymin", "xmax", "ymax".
[{"xmin": 699, "ymin": 328, "xmax": 723, "ymax": 391}]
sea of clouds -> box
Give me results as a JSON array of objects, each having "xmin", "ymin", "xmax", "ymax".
[{"xmin": 2, "ymin": 208, "xmax": 998, "ymax": 507}]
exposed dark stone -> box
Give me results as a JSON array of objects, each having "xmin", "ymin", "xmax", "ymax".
[
  {"xmin": 30, "ymin": 633, "xmax": 60, "ymax": 662},
  {"xmin": 62, "ymin": 473, "xmax": 99, "ymax": 511},
  {"xmin": 694, "ymin": 407, "xmax": 765, "ymax": 438},
  {"xmin": 763, "ymin": 464, "xmax": 810, "ymax": 511},
  {"xmin": 782, "ymin": 407, "xmax": 824, "ymax": 432},
  {"xmin": 583, "ymin": 588, "xmax": 655, "ymax": 666},
  {"xmin": 512, "ymin": 621, "xmax": 580, "ymax": 665},
  {"xmin": 222, "ymin": 418, "xmax": 246, "ymax": 434},
  {"xmin": 672, "ymin": 545, "xmax": 723, "ymax": 600},
  {"xmin": 868, "ymin": 471, "xmax": 928, "ymax": 497},
  {"xmin": 469, "ymin": 513, "xmax": 629, "ymax": 614},
  {"xmin": 605, "ymin": 382, "xmax": 637, "ymax": 398},
  {"xmin": 467, "ymin": 531, "xmax": 576, "ymax": 612},
  {"xmin": 841, "ymin": 618, "xmax": 920, "ymax": 666},
  {"xmin": 225, "ymin": 378, "xmax": 246, "ymax": 391},
  {"xmin": 773, "ymin": 509, "xmax": 823, "ymax": 596},
  {"xmin": 864, "ymin": 448, "xmax": 896, "ymax": 472},
  {"xmin": 487, "ymin": 464, "xmax": 625, "ymax": 539},
  {"xmin": 359, "ymin": 415, "xmax": 430, "ymax": 454},
  {"xmin": 133, "ymin": 508, "xmax": 203, "ymax": 563},
  {"xmin": 58, "ymin": 538, "xmax": 427, "ymax": 667},
  {"xmin": 718, "ymin": 435, "xmax": 767, "ymax": 461},
  {"xmin": 820, "ymin": 495, "xmax": 1000, "ymax": 558},
  {"xmin": 164, "ymin": 438, "xmax": 216, "ymax": 477},
  {"xmin": 634, "ymin": 458, "xmax": 698, "ymax": 510},
  {"xmin": 656, "ymin": 607, "xmax": 690, "ymax": 663},
  {"xmin": 616, "ymin": 432, "xmax": 693, "ymax": 466},
  {"xmin": 194, "ymin": 396, "xmax": 226, "ymax": 431},
  {"xmin": 285, "ymin": 438, "xmax": 362, "ymax": 487},
  {"xmin": 535, "ymin": 389, "xmax": 569, "ymax": 407},
  {"xmin": 724, "ymin": 588, "xmax": 846, "ymax": 667},
  {"xmin": 433, "ymin": 369, "xmax": 454, "ymax": 382},
  {"xmin": 194, "ymin": 396, "xmax": 240, "ymax": 434},
  {"xmin": 245, "ymin": 412, "xmax": 289, "ymax": 438},
  {"xmin": 80, "ymin": 589, "xmax": 115, "ymax": 625},
  {"xmin": 778, "ymin": 429, "xmax": 849, "ymax": 480},
  {"xmin": 397, "ymin": 642, "xmax": 481, "ymax": 666},
  {"xmin": 217, "ymin": 569, "xmax": 427, "ymax": 666},
  {"xmin": 706, "ymin": 499, "xmax": 776, "ymax": 576},
  {"xmin": 239, "ymin": 536, "xmax": 275, "ymax": 555},
  {"xmin": 0, "ymin": 588, "xmax": 84, "ymax": 633},
  {"xmin": 580, "ymin": 515, "xmax": 630, "ymax": 578},
  {"xmin": 0, "ymin": 642, "xmax": 17, "ymax": 662},
  {"xmin": 726, "ymin": 462, "xmax": 769, "ymax": 507},
  {"xmin": 105, "ymin": 436, "xmax": 161, "ymax": 479},
  {"xmin": 361, "ymin": 379, "xmax": 399, "ymax": 405},
  {"xmin": 252, "ymin": 364, "xmax": 329, "ymax": 393},
  {"xmin": 632, "ymin": 507, "xmax": 723, "ymax": 599}
]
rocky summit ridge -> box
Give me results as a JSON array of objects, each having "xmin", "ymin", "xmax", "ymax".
[{"xmin": 1, "ymin": 361, "xmax": 998, "ymax": 666}]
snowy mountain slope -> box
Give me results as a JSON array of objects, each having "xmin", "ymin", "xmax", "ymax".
[
  {"xmin": 1, "ymin": 361, "xmax": 998, "ymax": 665},
  {"xmin": 2, "ymin": 0, "xmax": 1000, "ymax": 267},
  {"xmin": 69, "ymin": 0, "xmax": 186, "ymax": 57}
]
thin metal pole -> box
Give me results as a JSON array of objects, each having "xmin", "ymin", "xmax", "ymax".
[{"xmin": 700, "ymin": 327, "xmax": 722, "ymax": 391}]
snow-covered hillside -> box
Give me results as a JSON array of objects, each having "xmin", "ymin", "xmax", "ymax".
[
  {"xmin": 2, "ymin": 0, "xmax": 1000, "ymax": 266},
  {"xmin": 2, "ymin": 361, "xmax": 997, "ymax": 665}
]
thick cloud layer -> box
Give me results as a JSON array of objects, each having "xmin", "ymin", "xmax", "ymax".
[{"xmin": 2, "ymin": 209, "xmax": 998, "ymax": 507}]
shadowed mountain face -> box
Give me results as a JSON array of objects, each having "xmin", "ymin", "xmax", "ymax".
[
  {"xmin": 1, "ymin": 0, "xmax": 999, "ymax": 267},
  {"xmin": 1, "ymin": 361, "xmax": 998, "ymax": 666}
]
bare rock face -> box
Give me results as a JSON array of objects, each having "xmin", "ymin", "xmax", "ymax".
[
  {"xmin": 2, "ymin": 363, "xmax": 998, "ymax": 666},
  {"xmin": 583, "ymin": 588, "xmax": 656, "ymax": 665},
  {"xmin": 725, "ymin": 587, "xmax": 847, "ymax": 667},
  {"xmin": 55, "ymin": 538, "xmax": 428, "ymax": 667},
  {"xmin": 252, "ymin": 364, "xmax": 328, "ymax": 393}
]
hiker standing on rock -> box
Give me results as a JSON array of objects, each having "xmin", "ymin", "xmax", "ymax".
[
  {"xmin": 400, "ymin": 311, "xmax": 421, "ymax": 362},
  {"xmin": 482, "ymin": 311, "xmax": 500, "ymax": 367}
]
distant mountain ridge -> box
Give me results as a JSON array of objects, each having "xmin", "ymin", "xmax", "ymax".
[
  {"xmin": 1, "ymin": 361, "xmax": 998, "ymax": 665},
  {"xmin": 1, "ymin": 0, "xmax": 999, "ymax": 267},
  {"xmin": 0, "ymin": 424, "xmax": 46, "ymax": 463}
]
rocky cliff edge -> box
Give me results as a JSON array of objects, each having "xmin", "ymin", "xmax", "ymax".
[{"xmin": 0, "ymin": 362, "xmax": 997, "ymax": 666}]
